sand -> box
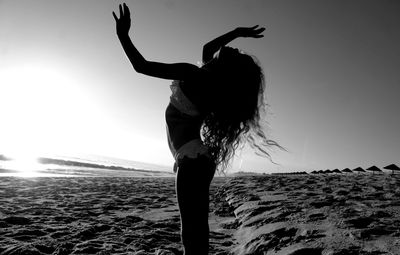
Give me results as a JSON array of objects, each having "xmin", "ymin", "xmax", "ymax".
[
  {"xmin": 219, "ymin": 174, "xmax": 400, "ymax": 255},
  {"xmin": 0, "ymin": 174, "xmax": 399, "ymax": 254},
  {"xmin": 0, "ymin": 176, "xmax": 232, "ymax": 255}
]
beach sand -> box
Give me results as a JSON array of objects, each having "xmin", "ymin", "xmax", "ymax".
[
  {"xmin": 0, "ymin": 174, "xmax": 399, "ymax": 254},
  {"xmin": 0, "ymin": 176, "xmax": 232, "ymax": 255},
  {"xmin": 220, "ymin": 174, "xmax": 400, "ymax": 255}
]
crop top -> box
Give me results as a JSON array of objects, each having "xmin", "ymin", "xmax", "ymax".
[{"xmin": 166, "ymin": 80, "xmax": 210, "ymax": 171}]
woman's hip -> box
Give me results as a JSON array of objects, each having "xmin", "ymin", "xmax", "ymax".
[{"xmin": 176, "ymin": 154, "xmax": 216, "ymax": 183}]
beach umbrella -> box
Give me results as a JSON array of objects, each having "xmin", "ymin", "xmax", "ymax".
[
  {"xmin": 332, "ymin": 169, "xmax": 342, "ymax": 174},
  {"xmin": 366, "ymin": 166, "xmax": 382, "ymax": 175},
  {"xmin": 383, "ymin": 164, "xmax": 400, "ymax": 175},
  {"xmin": 352, "ymin": 167, "xmax": 365, "ymax": 174},
  {"xmin": 323, "ymin": 169, "xmax": 333, "ymax": 174},
  {"xmin": 341, "ymin": 168, "xmax": 353, "ymax": 174}
]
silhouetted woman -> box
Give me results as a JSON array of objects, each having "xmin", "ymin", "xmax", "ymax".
[{"xmin": 113, "ymin": 3, "xmax": 281, "ymax": 254}]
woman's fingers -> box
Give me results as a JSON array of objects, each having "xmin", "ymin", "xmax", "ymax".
[
  {"xmin": 113, "ymin": 3, "xmax": 130, "ymax": 22},
  {"xmin": 119, "ymin": 4, "xmax": 123, "ymax": 17},
  {"xmin": 113, "ymin": 3, "xmax": 131, "ymax": 35},
  {"xmin": 253, "ymin": 27, "xmax": 265, "ymax": 33},
  {"xmin": 239, "ymin": 25, "xmax": 265, "ymax": 38},
  {"xmin": 123, "ymin": 3, "xmax": 130, "ymax": 18},
  {"xmin": 251, "ymin": 26, "xmax": 265, "ymax": 37},
  {"xmin": 112, "ymin": 11, "xmax": 118, "ymax": 21}
]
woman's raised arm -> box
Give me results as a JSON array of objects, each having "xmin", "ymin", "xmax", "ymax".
[
  {"xmin": 202, "ymin": 25, "xmax": 265, "ymax": 64},
  {"xmin": 113, "ymin": 3, "xmax": 200, "ymax": 80}
]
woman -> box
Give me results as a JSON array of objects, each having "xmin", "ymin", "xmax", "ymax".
[{"xmin": 113, "ymin": 3, "xmax": 281, "ymax": 254}]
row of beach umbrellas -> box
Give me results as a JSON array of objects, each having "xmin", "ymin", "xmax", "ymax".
[{"xmin": 310, "ymin": 164, "xmax": 400, "ymax": 175}]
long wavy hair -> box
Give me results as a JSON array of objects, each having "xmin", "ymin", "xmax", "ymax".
[{"xmin": 201, "ymin": 46, "xmax": 283, "ymax": 172}]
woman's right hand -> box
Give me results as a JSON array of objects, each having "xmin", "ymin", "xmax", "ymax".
[
  {"xmin": 235, "ymin": 25, "xmax": 265, "ymax": 38},
  {"xmin": 112, "ymin": 3, "xmax": 131, "ymax": 37}
]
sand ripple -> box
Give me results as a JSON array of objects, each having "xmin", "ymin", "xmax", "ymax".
[
  {"xmin": 218, "ymin": 174, "xmax": 400, "ymax": 255},
  {"xmin": 0, "ymin": 177, "xmax": 230, "ymax": 255},
  {"xmin": 1, "ymin": 174, "xmax": 400, "ymax": 254}
]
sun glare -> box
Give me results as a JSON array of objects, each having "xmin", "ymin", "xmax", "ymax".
[
  {"xmin": 0, "ymin": 62, "xmax": 103, "ymax": 159},
  {"xmin": 0, "ymin": 62, "xmax": 169, "ymax": 168},
  {"xmin": 2, "ymin": 153, "xmax": 43, "ymax": 177}
]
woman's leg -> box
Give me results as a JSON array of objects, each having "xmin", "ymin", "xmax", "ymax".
[{"xmin": 176, "ymin": 155, "xmax": 216, "ymax": 255}]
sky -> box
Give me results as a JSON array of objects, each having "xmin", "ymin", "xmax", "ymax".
[{"xmin": 0, "ymin": 0, "xmax": 399, "ymax": 173}]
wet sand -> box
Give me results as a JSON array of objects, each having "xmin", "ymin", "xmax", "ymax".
[{"xmin": 1, "ymin": 174, "xmax": 399, "ymax": 254}]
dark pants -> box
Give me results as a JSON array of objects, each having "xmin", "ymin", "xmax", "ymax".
[{"xmin": 176, "ymin": 155, "xmax": 216, "ymax": 255}]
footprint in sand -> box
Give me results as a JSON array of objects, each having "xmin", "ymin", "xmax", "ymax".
[
  {"xmin": 345, "ymin": 216, "xmax": 375, "ymax": 229},
  {"xmin": 307, "ymin": 212, "xmax": 327, "ymax": 222},
  {"xmin": 243, "ymin": 227, "xmax": 299, "ymax": 254}
]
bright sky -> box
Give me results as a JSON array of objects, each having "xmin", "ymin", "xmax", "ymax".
[{"xmin": 1, "ymin": 0, "xmax": 399, "ymax": 173}]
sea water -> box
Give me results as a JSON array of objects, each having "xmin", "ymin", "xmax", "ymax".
[{"xmin": 0, "ymin": 153, "xmax": 173, "ymax": 177}]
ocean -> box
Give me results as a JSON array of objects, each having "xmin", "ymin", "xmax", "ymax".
[{"xmin": 0, "ymin": 153, "xmax": 173, "ymax": 177}]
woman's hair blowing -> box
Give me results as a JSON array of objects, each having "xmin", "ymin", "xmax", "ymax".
[{"xmin": 201, "ymin": 48, "xmax": 283, "ymax": 172}]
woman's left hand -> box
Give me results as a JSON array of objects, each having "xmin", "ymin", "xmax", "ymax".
[
  {"xmin": 235, "ymin": 25, "xmax": 265, "ymax": 38},
  {"xmin": 112, "ymin": 3, "xmax": 131, "ymax": 36}
]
